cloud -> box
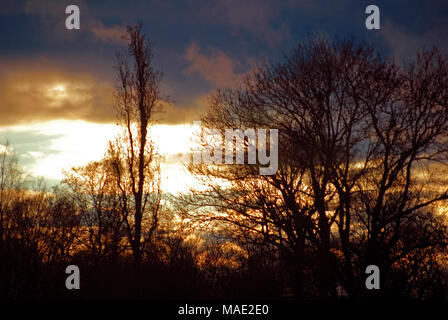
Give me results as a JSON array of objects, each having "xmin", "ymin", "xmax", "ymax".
[
  {"xmin": 0, "ymin": 62, "xmax": 115, "ymax": 126},
  {"xmin": 24, "ymin": 0, "xmax": 68, "ymax": 16},
  {"xmin": 0, "ymin": 127, "xmax": 63, "ymax": 177},
  {"xmin": 24, "ymin": 0, "xmax": 126, "ymax": 44},
  {"xmin": 0, "ymin": 0, "xmax": 26, "ymax": 14},
  {"xmin": 0, "ymin": 60, "xmax": 208, "ymax": 127},
  {"xmin": 154, "ymin": 95, "xmax": 209, "ymax": 125},
  {"xmin": 379, "ymin": 20, "xmax": 448, "ymax": 62},
  {"xmin": 184, "ymin": 42, "xmax": 247, "ymax": 87},
  {"xmin": 91, "ymin": 22, "xmax": 126, "ymax": 44},
  {"xmin": 202, "ymin": 0, "xmax": 291, "ymax": 47},
  {"xmin": 0, "ymin": 121, "xmax": 118, "ymax": 181},
  {"xmin": 285, "ymin": 0, "xmax": 351, "ymax": 17}
]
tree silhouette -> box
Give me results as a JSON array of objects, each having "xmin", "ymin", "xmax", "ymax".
[
  {"xmin": 62, "ymin": 160, "xmax": 125, "ymax": 264},
  {"xmin": 183, "ymin": 37, "xmax": 448, "ymax": 299},
  {"xmin": 109, "ymin": 23, "xmax": 163, "ymax": 269},
  {"xmin": 1, "ymin": 33, "xmax": 448, "ymax": 300},
  {"xmin": 0, "ymin": 142, "xmax": 24, "ymax": 242}
]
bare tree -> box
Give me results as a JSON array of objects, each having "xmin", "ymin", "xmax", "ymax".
[
  {"xmin": 183, "ymin": 37, "xmax": 448, "ymax": 299},
  {"xmin": 38, "ymin": 187, "xmax": 80, "ymax": 265},
  {"xmin": 110, "ymin": 23, "xmax": 163, "ymax": 268},
  {"xmin": 62, "ymin": 160, "xmax": 125, "ymax": 263},
  {"xmin": 0, "ymin": 142, "xmax": 24, "ymax": 242},
  {"xmin": 350, "ymin": 47, "xmax": 448, "ymax": 297}
]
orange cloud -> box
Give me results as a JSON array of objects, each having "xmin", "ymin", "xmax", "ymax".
[
  {"xmin": 91, "ymin": 22, "xmax": 126, "ymax": 44},
  {"xmin": 0, "ymin": 61, "xmax": 205, "ymax": 127},
  {"xmin": 0, "ymin": 64, "xmax": 114, "ymax": 126},
  {"xmin": 154, "ymin": 95, "xmax": 209, "ymax": 125},
  {"xmin": 185, "ymin": 42, "xmax": 246, "ymax": 87}
]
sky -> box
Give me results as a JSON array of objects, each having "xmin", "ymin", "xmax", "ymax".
[{"xmin": 0, "ymin": 0, "xmax": 447, "ymax": 193}]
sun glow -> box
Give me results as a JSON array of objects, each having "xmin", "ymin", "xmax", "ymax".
[
  {"xmin": 48, "ymin": 83, "xmax": 68, "ymax": 99},
  {"xmin": 0, "ymin": 120, "xmax": 204, "ymax": 194},
  {"xmin": 152, "ymin": 123, "xmax": 205, "ymax": 194},
  {"xmin": 52, "ymin": 84, "xmax": 66, "ymax": 93},
  {"xmin": 1, "ymin": 120, "xmax": 118, "ymax": 180}
]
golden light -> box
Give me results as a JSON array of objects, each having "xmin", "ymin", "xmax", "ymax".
[
  {"xmin": 52, "ymin": 84, "xmax": 65, "ymax": 92},
  {"xmin": 0, "ymin": 121, "xmax": 206, "ymax": 194},
  {"xmin": 437, "ymin": 205, "xmax": 448, "ymax": 216},
  {"xmin": 50, "ymin": 84, "xmax": 68, "ymax": 98},
  {"xmin": 152, "ymin": 123, "xmax": 207, "ymax": 194}
]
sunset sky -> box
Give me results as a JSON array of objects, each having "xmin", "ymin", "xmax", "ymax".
[{"xmin": 0, "ymin": 0, "xmax": 447, "ymax": 193}]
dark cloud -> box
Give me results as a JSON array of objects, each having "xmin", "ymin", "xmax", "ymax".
[
  {"xmin": 378, "ymin": 20, "xmax": 448, "ymax": 62},
  {"xmin": 201, "ymin": 0, "xmax": 290, "ymax": 47}
]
